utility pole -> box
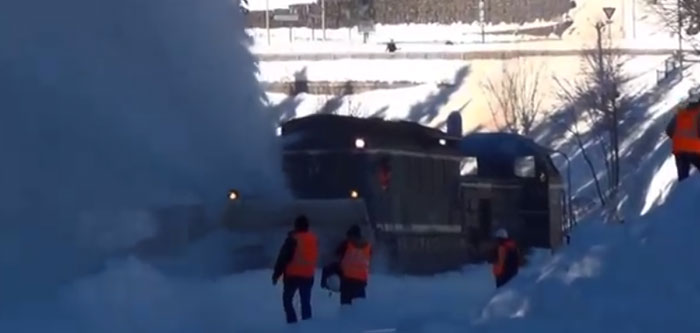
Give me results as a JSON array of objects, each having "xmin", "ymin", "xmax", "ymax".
[
  {"xmin": 479, "ymin": 0, "xmax": 485, "ymax": 43},
  {"xmin": 596, "ymin": 20, "xmax": 622, "ymax": 223},
  {"xmin": 265, "ymin": 0, "xmax": 271, "ymax": 45},
  {"xmin": 596, "ymin": 22, "xmax": 605, "ymax": 79},
  {"xmin": 620, "ymin": 0, "xmax": 625, "ymax": 39},
  {"xmin": 632, "ymin": 0, "xmax": 636, "ymax": 38},
  {"xmin": 321, "ymin": 0, "xmax": 326, "ymax": 40},
  {"xmin": 678, "ymin": 0, "xmax": 684, "ymax": 78}
]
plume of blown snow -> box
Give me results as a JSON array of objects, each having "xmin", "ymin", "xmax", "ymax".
[{"xmin": 0, "ymin": 0, "xmax": 286, "ymax": 305}]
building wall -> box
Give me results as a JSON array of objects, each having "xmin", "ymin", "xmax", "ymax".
[{"xmin": 246, "ymin": 0, "xmax": 573, "ymax": 29}]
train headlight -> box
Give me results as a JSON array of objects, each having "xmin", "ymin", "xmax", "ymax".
[
  {"xmin": 228, "ymin": 190, "xmax": 240, "ymax": 201},
  {"xmin": 350, "ymin": 190, "xmax": 359, "ymax": 198},
  {"xmin": 276, "ymin": 126, "xmax": 282, "ymax": 137},
  {"xmin": 355, "ymin": 138, "xmax": 366, "ymax": 149},
  {"xmin": 439, "ymin": 139, "xmax": 446, "ymax": 146}
]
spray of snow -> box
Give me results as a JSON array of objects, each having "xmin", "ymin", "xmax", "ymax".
[{"xmin": 0, "ymin": 0, "xmax": 285, "ymax": 313}]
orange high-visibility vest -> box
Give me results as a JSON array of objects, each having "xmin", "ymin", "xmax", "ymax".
[
  {"xmin": 492, "ymin": 239, "xmax": 517, "ymax": 277},
  {"xmin": 285, "ymin": 231, "xmax": 318, "ymax": 278},
  {"xmin": 341, "ymin": 242, "xmax": 371, "ymax": 281},
  {"xmin": 673, "ymin": 108, "xmax": 700, "ymax": 153}
]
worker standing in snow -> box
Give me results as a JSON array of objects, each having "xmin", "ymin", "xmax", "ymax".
[
  {"xmin": 336, "ymin": 225, "xmax": 371, "ymax": 305},
  {"xmin": 492, "ymin": 228, "xmax": 519, "ymax": 288},
  {"xmin": 666, "ymin": 91, "xmax": 700, "ymax": 181},
  {"xmin": 272, "ymin": 215, "xmax": 319, "ymax": 324}
]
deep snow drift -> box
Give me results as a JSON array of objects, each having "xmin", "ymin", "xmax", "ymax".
[
  {"xmin": 475, "ymin": 175, "xmax": 700, "ymax": 332},
  {"xmin": 0, "ymin": 0, "xmax": 285, "ymax": 308}
]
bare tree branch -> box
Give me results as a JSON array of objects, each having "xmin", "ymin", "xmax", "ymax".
[
  {"xmin": 481, "ymin": 58, "xmax": 544, "ymax": 137},
  {"xmin": 552, "ymin": 75, "xmax": 608, "ymax": 207},
  {"xmin": 552, "ymin": 21, "xmax": 629, "ymax": 220},
  {"xmin": 652, "ymin": 0, "xmax": 700, "ymax": 52}
]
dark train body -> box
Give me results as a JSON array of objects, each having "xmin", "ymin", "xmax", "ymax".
[{"xmin": 278, "ymin": 114, "xmax": 570, "ymax": 273}]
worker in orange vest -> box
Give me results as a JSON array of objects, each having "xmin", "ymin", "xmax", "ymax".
[
  {"xmin": 335, "ymin": 225, "xmax": 371, "ymax": 305},
  {"xmin": 492, "ymin": 228, "xmax": 519, "ymax": 288},
  {"xmin": 272, "ymin": 215, "xmax": 319, "ymax": 324},
  {"xmin": 666, "ymin": 97, "xmax": 700, "ymax": 181}
]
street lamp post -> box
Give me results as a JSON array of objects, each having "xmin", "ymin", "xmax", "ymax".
[
  {"xmin": 321, "ymin": 0, "xmax": 326, "ymax": 40},
  {"xmin": 678, "ymin": 0, "xmax": 684, "ymax": 78},
  {"xmin": 632, "ymin": 0, "xmax": 636, "ymax": 38},
  {"xmin": 479, "ymin": 0, "xmax": 485, "ymax": 43},
  {"xmin": 265, "ymin": 0, "xmax": 271, "ymax": 45}
]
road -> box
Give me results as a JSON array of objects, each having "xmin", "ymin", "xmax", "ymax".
[{"xmin": 255, "ymin": 48, "xmax": 686, "ymax": 61}]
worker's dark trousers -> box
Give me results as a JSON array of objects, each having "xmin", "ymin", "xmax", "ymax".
[
  {"xmin": 283, "ymin": 276, "xmax": 313, "ymax": 323},
  {"xmin": 340, "ymin": 277, "xmax": 366, "ymax": 305},
  {"xmin": 675, "ymin": 153, "xmax": 700, "ymax": 181},
  {"xmin": 495, "ymin": 271, "xmax": 516, "ymax": 288}
]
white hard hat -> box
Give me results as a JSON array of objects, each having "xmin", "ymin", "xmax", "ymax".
[
  {"xmin": 494, "ymin": 228, "xmax": 509, "ymax": 239},
  {"xmin": 325, "ymin": 274, "xmax": 341, "ymax": 292}
]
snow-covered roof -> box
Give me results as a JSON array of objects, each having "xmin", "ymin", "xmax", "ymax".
[{"xmin": 459, "ymin": 132, "xmax": 551, "ymax": 159}]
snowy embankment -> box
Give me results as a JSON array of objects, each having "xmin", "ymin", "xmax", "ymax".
[
  {"xmin": 475, "ymin": 175, "xmax": 700, "ymax": 332},
  {"xmin": 6, "ymin": 174, "xmax": 698, "ymax": 333},
  {"xmin": 263, "ymin": 54, "xmax": 671, "ymax": 135}
]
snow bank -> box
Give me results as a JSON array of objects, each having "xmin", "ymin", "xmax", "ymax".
[
  {"xmin": 266, "ymin": 83, "xmax": 452, "ymax": 121},
  {"xmin": 6, "ymin": 172, "xmax": 699, "ymax": 333},
  {"xmin": 258, "ymin": 59, "xmax": 467, "ymax": 83},
  {"xmin": 476, "ymin": 175, "xmax": 700, "ymax": 332}
]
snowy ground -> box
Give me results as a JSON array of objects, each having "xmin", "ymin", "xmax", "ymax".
[
  {"xmin": 5, "ymin": 174, "xmax": 699, "ymax": 333},
  {"xmin": 257, "ymin": 59, "xmax": 468, "ymax": 83},
  {"xmin": 263, "ymin": 54, "xmax": 670, "ymax": 134}
]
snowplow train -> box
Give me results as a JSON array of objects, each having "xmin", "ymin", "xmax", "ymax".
[{"xmin": 222, "ymin": 113, "xmax": 573, "ymax": 275}]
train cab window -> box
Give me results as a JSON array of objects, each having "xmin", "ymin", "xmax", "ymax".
[
  {"xmin": 460, "ymin": 157, "xmax": 478, "ymax": 176},
  {"xmin": 514, "ymin": 155, "xmax": 536, "ymax": 178}
]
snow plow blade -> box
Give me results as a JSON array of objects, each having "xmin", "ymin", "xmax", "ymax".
[{"xmin": 221, "ymin": 198, "xmax": 371, "ymax": 271}]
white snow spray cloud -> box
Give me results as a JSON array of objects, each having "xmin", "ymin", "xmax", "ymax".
[{"xmin": 0, "ymin": 0, "xmax": 286, "ymax": 308}]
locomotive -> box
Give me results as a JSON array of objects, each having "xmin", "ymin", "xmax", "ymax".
[{"xmin": 222, "ymin": 113, "xmax": 572, "ymax": 274}]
